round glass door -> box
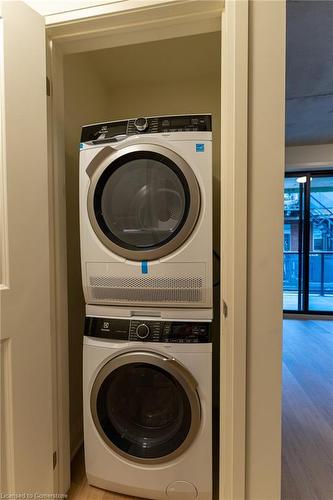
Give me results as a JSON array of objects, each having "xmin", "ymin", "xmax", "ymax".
[
  {"xmin": 90, "ymin": 352, "xmax": 201, "ymax": 464},
  {"xmin": 87, "ymin": 146, "xmax": 201, "ymax": 261}
]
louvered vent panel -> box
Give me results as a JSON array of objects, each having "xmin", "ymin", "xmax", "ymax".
[{"xmin": 89, "ymin": 275, "xmax": 203, "ymax": 303}]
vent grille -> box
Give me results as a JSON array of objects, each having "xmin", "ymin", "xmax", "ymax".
[
  {"xmin": 89, "ymin": 275, "xmax": 203, "ymax": 303},
  {"xmin": 91, "ymin": 288, "xmax": 202, "ymax": 303},
  {"xmin": 90, "ymin": 275, "xmax": 202, "ymax": 289}
]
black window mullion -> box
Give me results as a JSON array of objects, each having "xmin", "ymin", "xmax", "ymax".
[
  {"xmin": 297, "ymin": 182, "xmax": 304, "ymax": 311},
  {"xmin": 302, "ymin": 173, "xmax": 311, "ymax": 312}
]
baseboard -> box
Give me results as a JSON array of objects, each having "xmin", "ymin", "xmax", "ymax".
[{"xmin": 284, "ymin": 313, "xmax": 333, "ymax": 320}]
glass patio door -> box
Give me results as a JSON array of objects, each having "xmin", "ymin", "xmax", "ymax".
[
  {"xmin": 283, "ymin": 176, "xmax": 305, "ymax": 311},
  {"xmin": 284, "ymin": 172, "xmax": 333, "ymax": 313}
]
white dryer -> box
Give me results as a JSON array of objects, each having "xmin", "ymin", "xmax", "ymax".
[
  {"xmin": 83, "ymin": 307, "xmax": 212, "ymax": 500},
  {"xmin": 79, "ymin": 115, "xmax": 212, "ymax": 316}
]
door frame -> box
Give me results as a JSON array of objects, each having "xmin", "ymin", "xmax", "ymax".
[
  {"xmin": 46, "ymin": 1, "xmax": 249, "ymax": 497},
  {"xmin": 285, "ymin": 145, "xmax": 333, "ymax": 319},
  {"xmin": 220, "ymin": 1, "xmax": 248, "ymax": 499}
]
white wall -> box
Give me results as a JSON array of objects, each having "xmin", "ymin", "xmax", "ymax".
[
  {"xmin": 246, "ymin": 1, "xmax": 285, "ymax": 498},
  {"xmin": 286, "ymin": 144, "xmax": 333, "ymax": 170},
  {"xmin": 63, "ymin": 31, "xmax": 221, "ymax": 456}
]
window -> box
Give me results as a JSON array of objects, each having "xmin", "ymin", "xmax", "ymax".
[{"xmin": 283, "ymin": 172, "xmax": 333, "ymax": 313}]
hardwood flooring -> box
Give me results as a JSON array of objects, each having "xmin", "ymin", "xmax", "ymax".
[{"xmin": 282, "ymin": 319, "xmax": 333, "ymax": 500}]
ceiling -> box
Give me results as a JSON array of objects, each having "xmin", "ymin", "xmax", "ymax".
[
  {"xmin": 23, "ymin": 1, "xmax": 118, "ymax": 16},
  {"xmin": 286, "ymin": 0, "xmax": 333, "ymax": 146}
]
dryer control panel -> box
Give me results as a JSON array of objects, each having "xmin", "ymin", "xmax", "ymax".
[
  {"xmin": 81, "ymin": 114, "xmax": 212, "ymax": 144},
  {"xmin": 84, "ymin": 317, "xmax": 211, "ymax": 343}
]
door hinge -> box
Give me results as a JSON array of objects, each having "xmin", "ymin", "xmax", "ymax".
[
  {"xmin": 222, "ymin": 300, "xmax": 228, "ymax": 318},
  {"xmin": 53, "ymin": 451, "xmax": 57, "ymax": 469},
  {"xmin": 46, "ymin": 76, "xmax": 51, "ymax": 97}
]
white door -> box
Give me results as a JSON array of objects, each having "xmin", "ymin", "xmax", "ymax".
[{"xmin": 0, "ymin": 1, "xmax": 54, "ymax": 494}]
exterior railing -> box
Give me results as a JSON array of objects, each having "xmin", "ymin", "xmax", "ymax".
[{"xmin": 284, "ymin": 251, "xmax": 333, "ymax": 294}]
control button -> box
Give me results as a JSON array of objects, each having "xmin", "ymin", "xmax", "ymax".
[
  {"xmin": 134, "ymin": 117, "xmax": 148, "ymax": 132},
  {"xmin": 136, "ymin": 323, "xmax": 150, "ymax": 339},
  {"xmin": 166, "ymin": 480, "xmax": 197, "ymax": 499}
]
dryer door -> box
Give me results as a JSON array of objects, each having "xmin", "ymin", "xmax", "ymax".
[
  {"xmin": 90, "ymin": 351, "xmax": 201, "ymax": 464},
  {"xmin": 87, "ymin": 144, "xmax": 201, "ymax": 261}
]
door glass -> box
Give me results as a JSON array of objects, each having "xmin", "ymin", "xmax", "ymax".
[
  {"xmin": 283, "ymin": 177, "xmax": 305, "ymax": 311},
  {"xmin": 309, "ymin": 176, "xmax": 333, "ymax": 311},
  {"xmin": 96, "ymin": 363, "xmax": 192, "ymax": 460},
  {"xmin": 94, "ymin": 155, "xmax": 189, "ymax": 250}
]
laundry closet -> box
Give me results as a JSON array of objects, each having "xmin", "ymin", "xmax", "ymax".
[{"xmin": 62, "ymin": 30, "xmax": 221, "ymax": 466}]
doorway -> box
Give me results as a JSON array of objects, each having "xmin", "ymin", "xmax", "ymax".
[{"xmin": 282, "ymin": 1, "xmax": 333, "ymax": 498}]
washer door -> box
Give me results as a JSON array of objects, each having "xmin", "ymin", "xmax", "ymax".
[
  {"xmin": 87, "ymin": 144, "xmax": 201, "ymax": 261},
  {"xmin": 90, "ymin": 351, "xmax": 201, "ymax": 464}
]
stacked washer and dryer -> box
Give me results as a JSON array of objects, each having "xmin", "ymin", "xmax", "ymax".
[{"xmin": 79, "ymin": 114, "xmax": 214, "ymax": 500}]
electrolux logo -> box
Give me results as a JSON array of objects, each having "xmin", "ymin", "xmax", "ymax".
[{"xmin": 101, "ymin": 321, "xmax": 110, "ymax": 332}]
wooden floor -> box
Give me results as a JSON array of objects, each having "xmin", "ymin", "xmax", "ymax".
[
  {"xmin": 282, "ymin": 319, "xmax": 333, "ymax": 500},
  {"xmin": 68, "ymin": 319, "xmax": 333, "ymax": 500}
]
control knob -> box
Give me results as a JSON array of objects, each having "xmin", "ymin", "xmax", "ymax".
[
  {"xmin": 136, "ymin": 323, "xmax": 150, "ymax": 339},
  {"xmin": 134, "ymin": 117, "xmax": 148, "ymax": 132}
]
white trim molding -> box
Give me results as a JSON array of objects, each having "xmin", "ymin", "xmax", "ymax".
[
  {"xmin": 44, "ymin": 0, "xmax": 192, "ymax": 26},
  {"xmin": 220, "ymin": 1, "xmax": 248, "ymax": 499},
  {"xmin": 0, "ymin": 17, "xmax": 9, "ymax": 290}
]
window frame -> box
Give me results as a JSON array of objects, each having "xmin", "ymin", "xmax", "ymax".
[{"xmin": 284, "ymin": 170, "xmax": 333, "ymax": 315}]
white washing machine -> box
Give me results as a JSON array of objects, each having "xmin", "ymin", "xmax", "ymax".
[
  {"xmin": 83, "ymin": 306, "xmax": 212, "ymax": 500},
  {"xmin": 79, "ymin": 114, "xmax": 213, "ymax": 317}
]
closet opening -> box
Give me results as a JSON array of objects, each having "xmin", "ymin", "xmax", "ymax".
[{"xmin": 61, "ymin": 29, "xmax": 221, "ymax": 497}]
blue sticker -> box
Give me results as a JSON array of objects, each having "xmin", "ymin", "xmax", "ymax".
[
  {"xmin": 196, "ymin": 143, "xmax": 205, "ymax": 152},
  {"xmin": 80, "ymin": 143, "xmax": 84, "ymax": 149},
  {"xmin": 141, "ymin": 260, "xmax": 148, "ymax": 274}
]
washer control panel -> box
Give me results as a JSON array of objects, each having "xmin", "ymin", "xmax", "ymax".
[
  {"xmin": 81, "ymin": 114, "xmax": 212, "ymax": 144},
  {"xmin": 85, "ymin": 317, "xmax": 211, "ymax": 343}
]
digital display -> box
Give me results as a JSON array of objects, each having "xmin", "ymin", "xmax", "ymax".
[
  {"xmin": 106, "ymin": 123, "xmax": 127, "ymax": 138},
  {"xmin": 171, "ymin": 322, "xmax": 209, "ymax": 339},
  {"xmin": 170, "ymin": 117, "xmax": 190, "ymax": 127},
  {"xmin": 162, "ymin": 322, "xmax": 210, "ymax": 343}
]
